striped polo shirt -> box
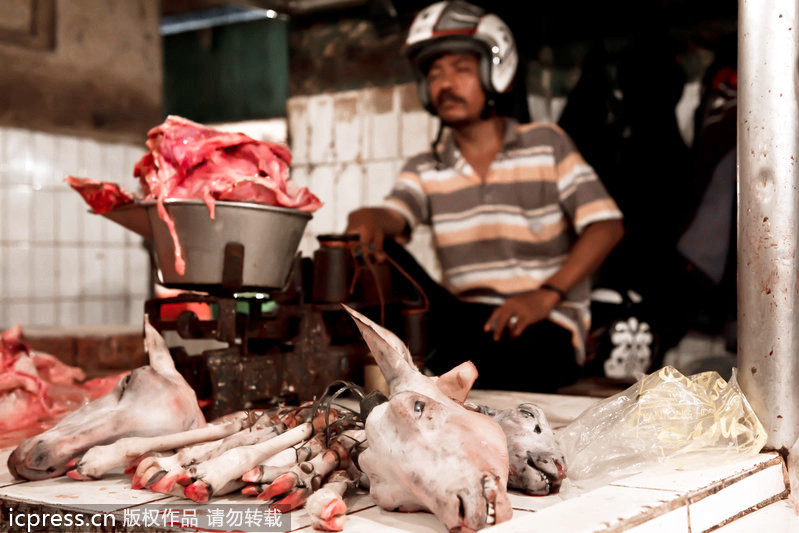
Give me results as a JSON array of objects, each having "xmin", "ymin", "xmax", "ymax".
[{"xmin": 383, "ymin": 118, "xmax": 623, "ymax": 364}]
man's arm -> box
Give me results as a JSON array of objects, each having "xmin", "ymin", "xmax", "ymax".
[
  {"xmin": 541, "ymin": 218, "xmax": 624, "ymax": 297},
  {"xmin": 485, "ymin": 219, "xmax": 624, "ymax": 340},
  {"xmin": 346, "ymin": 207, "xmax": 409, "ymax": 256}
]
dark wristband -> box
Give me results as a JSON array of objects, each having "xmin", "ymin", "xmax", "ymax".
[{"xmin": 539, "ymin": 283, "xmax": 567, "ymax": 302}]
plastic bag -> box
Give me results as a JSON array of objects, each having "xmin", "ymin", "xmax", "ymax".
[{"xmin": 559, "ymin": 366, "xmax": 767, "ymax": 482}]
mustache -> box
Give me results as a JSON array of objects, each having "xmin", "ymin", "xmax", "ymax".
[{"xmin": 435, "ymin": 90, "xmax": 466, "ymax": 108}]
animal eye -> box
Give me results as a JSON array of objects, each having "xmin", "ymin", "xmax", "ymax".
[
  {"xmin": 414, "ymin": 400, "xmax": 425, "ymax": 416},
  {"xmin": 520, "ymin": 409, "xmax": 535, "ymax": 418}
]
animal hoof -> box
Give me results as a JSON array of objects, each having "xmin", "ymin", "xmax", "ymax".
[
  {"xmin": 320, "ymin": 497, "xmax": 347, "ymax": 521},
  {"xmin": 261, "ymin": 472, "xmax": 297, "ymax": 500},
  {"xmin": 149, "ymin": 472, "xmax": 180, "ymax": 494},
  {"xmin": 66, "ymin": 469, "xmax": 91, "ymax": 481},
  {"xmin": 275, "ymin": 488, "xmax": 309, "ymax": 511},
  {"xmin": 241, "ymin": 484, "xmax": 260, "ymax": 496},
  {"xmin": 184, "ymin": 481, "xmax": 211, "ymax": 503},
  {"xmin": 241, "ymin": 466, "xmax": 261, "ymax": 483}
]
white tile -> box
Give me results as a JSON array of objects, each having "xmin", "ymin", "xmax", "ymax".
[
  {"xmin": 6, "ymin": 245, "xmax": 31, "ymax": 298},
  {"xmin": 308, "ymin": 94, "xmax": 335, "ymax": 164},
  {"xmin": 626, "ymin": 507, "xmax": 689, "ymax": 533},
  {"xmin": 31, "ymin": 246, "xmax": 57, "ymax": 298},
  {"xmin": 334, "ymin": 164, "xmax": 365, "ymax": 233},
  {"xmin": 688, "ymin": 463, "xmax": 787, "ymax": 532},
  {"xmin": 56, "ymin": 190, "xmax": 84, "ymax": 243},
  {"xmin": 6, "ymin": 302, "xmax": 30, "ymax": 326},
  {"xmin": 127, "ymin": 297, "xmax": 145, "ymax": 326},
  {"xmin": 81, "ymin": 246, "xmax": 108, "ymax": 296},
  {"xmin": 364, "ymin": 161, "xmax": 397, "ymax": 205},
  {"xmin": 55, "ymin": 135, "xmax": 83, "ymax": 178},
  {"xmin": 401, "ymin": 110, "xmax": 432, "ymax": 158},
  {"xmin": 307, "ymin": 165, "xmax": 337, "ymax": 236},
  {"xmin": 30, "ymin": 131, "xmax": 58, "ymax": 188},
  {"xmin": 122, "ymin": 146, "xmax": 147, "ymax": 188},
  {"xmin": 714, "ymin": 499, "xmax": 799, "ymax": 532},
  {"xmin": 126, "ymin": 247, "xmax": 151, "ymax": 296},
  {"xmin": 81, "ymin": 299, "xmax": 106, "ymax": 325},
  {"xmin": 77, "ymin": 137, "xmax": 104, "ymax": 178},
  {"xmin": 30, "ymin": 189, "xmax": 56, "ymax": 242},
  {"xmin": 490, "ymin": 485, "xmax": 681, "ymax": 533},
  {"xmin": 0, "ymin": 127, "xmax": 6, "ymax": 176},
  {"xmin": 298, "ymin": 232, "xmax": 317, "ymax": 258},
  {"xmin": 369, "ymin": 87, "xmax": 400, "ymax": 160},
  {"xmin": 58, "ymin": 300, "xmax": 82, "ymax": 326},
  {"xmin": 29, "ymin": 302, "xmax": 57, "ymax": 327},
  {"xmin": 0, "ymin": 245, "xmax": 5, "ymax": 303},
  {"xmin": 333, "ymin": 92, "xmax": 363, "ymax": 163},
  {"xmin": 57, "ymin": 247, "xmax": 82, "ymax": 298},
  {"xmin": 101, "ymin": 142, "xmax": 129, "ymax": 182},
  {"xmin": 290, "ymin": 165, "xmax": 310, "ymax": 189},
  {"xmin": 104, "ymin": 298, "xmax": 128, "ymax": 325},
  {"xmin": 6, "ymin": 186, "xmax": 32, "ymax": 243},
  {"xmin": 612, "ymin": 453, "xmax": 782, "ymax": 493},
  {"xmin": 4, "ymin": 128, "xmax": 33, "ymax": 184},
  {"xmin": 287, "ymin": 96, "xmax": 310, "ymax": 165},
  {"xmin": 82, "ymin": 206, "xmax": 107, "ymax": 244},
  {"xmin": 0, "ymin": 187, "xmax": 7, "ymax": 241},
  {"xmin": 105, "ymin": 244, "xmax": 127, "ymax": 294}
]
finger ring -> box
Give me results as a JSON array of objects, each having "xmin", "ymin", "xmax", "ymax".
[{"xmin": 508, "ymin": 315, "xmax": 518, "ymax": 327}]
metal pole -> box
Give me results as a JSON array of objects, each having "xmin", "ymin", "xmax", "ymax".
[{"xmin": 738, "ymin": 0, "xmax": 799, "ymax": 451}]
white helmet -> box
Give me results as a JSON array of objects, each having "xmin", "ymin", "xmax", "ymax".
[{"xmin": 404, "ymin": 1, "xmax": 519, "ymax": 114}]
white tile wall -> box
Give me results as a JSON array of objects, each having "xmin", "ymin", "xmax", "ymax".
[
  {"xmin": 333, "ymin": 92, "xmax": 363, "ymax": 163},
  {"xmin": 288, "ymin": 83, "xmax": 446, "ymax": 282},
  {"xmin": 0, "ymin": 126, "xmax": 150, "ymax": 329}
]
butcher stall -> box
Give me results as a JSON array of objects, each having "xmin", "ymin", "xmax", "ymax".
[
  {"xmin": 0, "ymin": 77, "xmax": 797, "ymax": 533},
  {"xmin": 3, "ymin": 1, "xmax": 799, "ymax": 530}
]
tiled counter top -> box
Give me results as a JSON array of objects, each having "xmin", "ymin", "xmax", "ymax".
[{"xmin": 0, "ymin": 391, "xmax": 795, "ymax": 532}]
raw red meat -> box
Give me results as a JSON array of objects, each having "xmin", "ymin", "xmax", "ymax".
[
  {"xmin": 0, "ymin": 325, "xmax": 125, "ymax": 449},
  {"xmin": 65, "ymin": 176, "xmax": 135, "ymax": 214},
  {"xmin": 69, "ymin": 115, "xmax": 321, "ymax": 275}
]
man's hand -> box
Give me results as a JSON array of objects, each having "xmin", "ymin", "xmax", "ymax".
[
  {"xmin": 484, "ymin": 290, "xmax": 561, "ymax": 341},
  {"xmin": 346, "ymin": 207, "xmax": 407, "ymax": 259}
]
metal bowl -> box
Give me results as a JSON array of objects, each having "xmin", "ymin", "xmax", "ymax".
[
  {"xmin": 149, "ymin": 199, "xmax": 311, "ymax": 290},
  {"xmin": 118, "ymin": 199, "xmax": 311, "ymax": 290}
]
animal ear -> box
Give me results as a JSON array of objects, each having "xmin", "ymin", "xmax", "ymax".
[
  {"xmin": 143, "ymin": 314, "xmax": 180, "ymax": 378},
  {"xmin": 434, "ymin": 361, "xmax": 478, "ymax": 402},
  {"xmin": 342, "ymin": 304, "xmax": 415, "ymax": 386}
]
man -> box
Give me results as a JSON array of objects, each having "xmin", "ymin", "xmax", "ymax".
[{"xmin": 346, "ymin": 0, "xmax": 624, "ymax": 392}]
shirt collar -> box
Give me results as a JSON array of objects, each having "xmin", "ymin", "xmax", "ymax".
[{"xmin": 433, "ymin": 117, "xmax": 521, "ymax": 169}]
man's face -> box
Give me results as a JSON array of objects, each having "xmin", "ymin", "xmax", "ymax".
[{"xmin": 427, "ymin": 53, "xmax": 486, "ymax": 125}]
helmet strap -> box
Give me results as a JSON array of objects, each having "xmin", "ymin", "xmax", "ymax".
[
  {"xmin": 480, "ymin": 96, "xmax": 497, "ymax": 119},
  {"xmin": 431, "ymin": 119, "xmax": 445, "ymax": 169}
]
